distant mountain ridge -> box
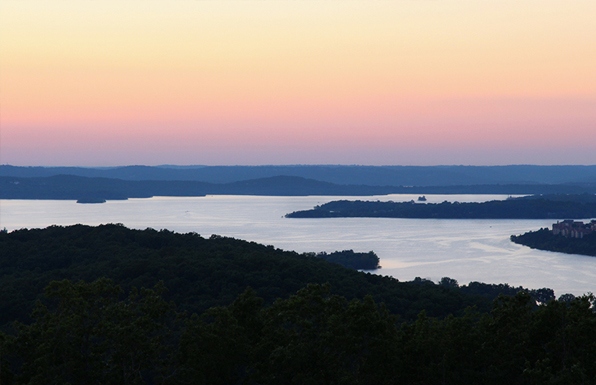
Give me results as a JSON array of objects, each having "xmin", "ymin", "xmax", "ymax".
[
  {"xmin": 2, "ymin": 165, "xmax": 596, "ymax": 186},
  {"xmin": 2, "ymin": 174, "xmax": 596, "ymax": 200},
  {"xmin": 0, "ymin": 175, "xmax": 389, "ymax": 199}
]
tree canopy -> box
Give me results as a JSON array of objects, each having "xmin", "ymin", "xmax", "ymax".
[
  {"xmin": 0, "ymin": 224, "xmax": 508, "ymax": 328},
  {"xmin": 1, "ymin": 279, "xmax": 595, "ymax": 385}
]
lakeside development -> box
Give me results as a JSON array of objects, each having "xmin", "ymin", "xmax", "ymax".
[{"xmin": 512, "ymin": 220, "xmax": 596, "ymax": 257}]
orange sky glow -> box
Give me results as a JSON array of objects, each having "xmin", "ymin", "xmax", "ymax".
[{"xmin": 1, "ymin": 0, "xmax": 595, "ymax": 166}]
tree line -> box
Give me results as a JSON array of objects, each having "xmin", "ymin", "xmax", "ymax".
[{"xmin": 2, "ymin": 278, "xmax": 596, "ymax": 384}]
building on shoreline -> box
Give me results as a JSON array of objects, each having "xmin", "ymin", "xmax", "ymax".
[{"xmin": 552, "ymin": 220, "xmax": 596, "ymax": 239}]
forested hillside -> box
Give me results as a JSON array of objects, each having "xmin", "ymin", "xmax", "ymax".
[
  {"xmin": 0, "ymin": 224, "xmax": 501, "ymax": 328},
  {"xmin": 1, "ymin": 278, "xmax": 595, "ymax": 384},
  {"xmin": 2, "ymin": 225, "xmax": 594, "ymax": 384}
]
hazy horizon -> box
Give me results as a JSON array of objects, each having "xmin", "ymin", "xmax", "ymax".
[{"xmin": 4, "ymin": 163, "xmax": 596, "ymax": 168}]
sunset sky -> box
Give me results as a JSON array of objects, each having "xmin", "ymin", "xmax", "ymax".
[{"xmin": 1, "ymin": 0, "xmax": 595, "ymax": 166}]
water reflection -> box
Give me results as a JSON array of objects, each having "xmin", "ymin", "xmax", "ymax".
[{"xmin": 1, "ymin": 195, "xmax": 595, "ymax": 296}]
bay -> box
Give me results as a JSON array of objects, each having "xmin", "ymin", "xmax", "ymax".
[{"xmin": 1, "ymin": 194, "xmax": 595, "ymax": 296}]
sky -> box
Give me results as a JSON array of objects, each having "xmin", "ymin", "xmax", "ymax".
[{"xmin": 1, "ymin": 0, "xmax": 595, "ymax": 166}]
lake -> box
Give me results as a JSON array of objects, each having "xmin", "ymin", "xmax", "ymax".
[{"xmin": 2, "ymin": 194, "xmax": 595, "ymax": 296}]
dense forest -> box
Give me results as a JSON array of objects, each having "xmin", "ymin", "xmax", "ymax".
[
  {"xmin": 1, "ymin": 279, "xmax": 595, "ymax": 384},
  {"xmin": 0, "ymin": 224, "xmax": 500, "ymax": 328},
  {"xmin": 286, "ymin": 196, "xmax": 596, "ymax": 219},
  {"xmin": 2, "ymin": 225, "xmax": 594, "ymax": 384},
  {"xmin": 511, "ymin": 228, "xmax": 596, "ymax": 256}
]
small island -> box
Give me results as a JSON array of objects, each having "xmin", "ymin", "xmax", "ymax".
[
  {"xmin": 511, "ymin": 220, "xmax": 596, "ymax": 257},
  {"xmin": 76, "ymin": 197, "xmax": 107, "ymax": 204},
  {"xmin": 286, "ymin": 195, "xmax": 596, "ymax": 219},
  {"xmin": 311, "ymin": 249, "xmax": 381, "ymax": 270}
]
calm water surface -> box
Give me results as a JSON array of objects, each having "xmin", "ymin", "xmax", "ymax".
[{"xmin": 2, "ymin": 195, "xmax": 595, "ymax": 296}]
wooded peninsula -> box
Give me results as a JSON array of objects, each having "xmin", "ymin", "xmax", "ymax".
[
  {"xmin": 511, "ymin": 228, "xmax": 596, "ymax": 257},
  {"xmin": 286, "ymin": 194, "xmax": 596, "ymax": 219}
]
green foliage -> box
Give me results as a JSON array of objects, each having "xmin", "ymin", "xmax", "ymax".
[
  {"xmin": 5, "ymin": 278, "xmax": 176, "ymax": 385},
  {"xmin": 177, "ymin": 288, "xmax": 264, "ymax": 385},
  {"xmin": 254, "ymin": 284, "xmax": 398, "ymax": 385},
  {"xmin": 460, "ymin": 280, "xmax": 555, "ymax": 304},
  {"xmin": 3, "ymin": 279, "xmax": 596, "ymax": 385}
]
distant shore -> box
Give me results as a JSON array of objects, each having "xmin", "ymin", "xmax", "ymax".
[{"xmin": 286, "ymin": 196, "xmax": 596, "ymax": 219}]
